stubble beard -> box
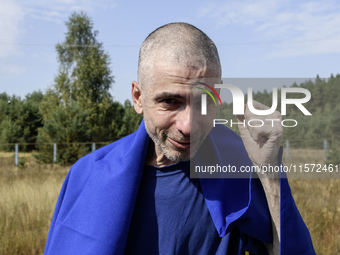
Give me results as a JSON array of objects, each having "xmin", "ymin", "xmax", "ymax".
[{"xmin": 146, "ymin": 128, "xmax": 208, "ymax": 163}]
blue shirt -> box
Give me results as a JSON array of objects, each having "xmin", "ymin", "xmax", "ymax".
[{"xmin": 124, "ymin": 161, "xmax": 268, "ymax": 255}]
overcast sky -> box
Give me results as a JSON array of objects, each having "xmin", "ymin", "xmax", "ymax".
[{"xmin": 1, "ymin": 0, "xmax": 340, "ymax": 103}]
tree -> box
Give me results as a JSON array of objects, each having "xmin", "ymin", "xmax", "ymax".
[
  {"xmin": 0, "ymin": 94, "xmax": 25, "ymax": 151},
  {"xmin": 37, "ymin": 12, "xmax": 119, "ymax": 164},
  {"xmin": 0, "ymin": 92, "xmax": 44, "ymax": 151},
  {"xmin": 119, "ymin": 100, "xmax": 143, "ymax": 137},
  {"xmin": 0, "ymin": 116, "xmax": 25, "ymax": 151},
  {"xmin": 329, "ymin": 105, "xmax": 340, "ymax": 141},
  {"xmin": 55, "ymin": 12, "xmax": 113, "ymax": 105},
  {"xmin": 22, "ymin": 91, "xmax": 44, "ymax": 150},
  {"xmin": 36, "ymin": 101, "xmax": 92, "ymax": 164},
  {"xmin": 54, "ymin": 11, "xmax": 114, "ymax": 138}
]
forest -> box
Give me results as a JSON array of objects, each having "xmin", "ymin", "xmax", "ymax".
[
  {"xmin": 0, "ymin": 12, "xmax": 142, "ymax": 164},
  {"xmin": 1, "ymin": 12, "xmax": 339, "ymax": 165},
  {"xmin": 216, "ymin": 75, "xmax": 340, "ymax": 164}
]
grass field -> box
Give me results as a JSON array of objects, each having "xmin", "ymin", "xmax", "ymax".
[
  {"xmin": 0, "ymin": 150, "xmax": 339, "ymax": 254},
  {"xmin": 0, "ymin": 153, "xmax": 69, "ymax": 255}
]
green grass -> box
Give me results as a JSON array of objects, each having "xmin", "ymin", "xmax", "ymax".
[{"xmin": 0, "ymin": 151, "xmax": 339, "ymax": 254}]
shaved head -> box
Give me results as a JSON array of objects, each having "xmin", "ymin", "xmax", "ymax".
[
  {"xmin": 138, "ymin": 22, "xmax": 221, "ymax": 91},
  {"xmin": 132, "ymin": 23, "xmax": 221, "ymax": 165}
]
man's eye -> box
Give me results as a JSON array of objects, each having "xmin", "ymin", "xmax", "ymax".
[{"xmin": 161, "ymin": 98, "xmax": 175, "ymax": 105}]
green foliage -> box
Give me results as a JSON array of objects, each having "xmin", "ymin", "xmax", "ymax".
[
  {"xmin": 0, "ymin": 12, "xmax": 146, "ymax": 164},
  {"xmin": 326, "ymin": 141, "xmax": 340, "ymax": 165},
  {"xmin": 214, "ymin": 75, "xmax": 340, "ymax": 150},
  {"xmin": 119, "ymin": 100, "xmax": 143, "ymax": 137},
  {"xmin": 36, "ymin": 100, "xmax": 92, "ymax": 164},
  {"xmin": 0, "ymin": 94, "xmax": 24, "ymax": 150},
  {"xmin": 329, "ymin": 105, "xmax": 340, "ymax": 141},
  {"xmin": 0, "ymin": 92, "xmax": 43, "ymax": 151},
  {"xmin": 18, "ymin": 157, "xmax": 27, "ymax": 169},
  {"xmin": 22, "ymin": 91, "xmax": 44, "ymax": 150},
  {"xmin": 0, "ymin": 116, "xmax": 25, "ymax": 151},
  {"xmin": 35, "ymin": 12, "xmax": 135, "ymax": 164},
  {"xmin": 249, "ymin": 76, "xmax": 340, "ymax": 149},
  {"xmin": 90, "ymin": 100, "xmax": 125, "ymax": 142},
  {"xmin": 3, "ymin": 11, "xmax": 337, "ymax": 166},
  {"xmin": 54, "ymin": 11, "xmax": 113, "ymax": 109}
]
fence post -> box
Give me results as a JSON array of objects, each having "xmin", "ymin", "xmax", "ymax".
[
  {"xmin": 324, "ymin": 139, "xmax": 328, "ymax": 162},
  {"xmin": 15, "ymin": 143, "xmax": 19, "ymax": 166},
  {"xmin": 53, "ymin": 143, "xmax": 57, "ymax": 163},
  {"xmin": 285, "ymin": 140, "xmax": 290, "ymax": 162},
  {"xmin": 92, "ymin": 142, "xmax": 96, "ymax": 152}
]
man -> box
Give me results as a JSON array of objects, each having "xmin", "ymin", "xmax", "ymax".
[{"xmin": 44, "ymin": 23, "xmax": 315, "ymax": 254}]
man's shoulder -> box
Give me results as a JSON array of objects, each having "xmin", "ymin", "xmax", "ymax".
[{"xmin": 61, "ymin": 120, "xmax": 149, "ymax": 195}]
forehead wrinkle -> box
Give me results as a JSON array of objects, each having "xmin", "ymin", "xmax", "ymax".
[
  {"xmin": 153, "ymin": 59, "xmax": 213, "ymax": 79},
  {"xmin": 143, "ymin": 55, "xmax": 220, "ymax": 97}
]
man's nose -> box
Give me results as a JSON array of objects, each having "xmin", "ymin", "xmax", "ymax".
[{"xmin": 176, "ymin": 105, "xmax": 198, "ymax": 136}]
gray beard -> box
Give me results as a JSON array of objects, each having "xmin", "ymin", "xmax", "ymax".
[{"xmin": 147, "ymin": 129, "xmax": 207, "ymax": 162}]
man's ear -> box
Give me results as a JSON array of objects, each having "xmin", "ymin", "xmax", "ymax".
[{"xmin": 132, "ymin": 81, "xmax": 143, "ymax": 114}]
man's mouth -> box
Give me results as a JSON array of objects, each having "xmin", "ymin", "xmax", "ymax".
[{"xmin": 167, "ymin": 138, "xmax": 192, "ymax": 149}]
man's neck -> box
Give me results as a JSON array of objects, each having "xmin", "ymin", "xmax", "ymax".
[{"xmin": 145, "ymin": 139, "xmax": 178, "ymax": 167}]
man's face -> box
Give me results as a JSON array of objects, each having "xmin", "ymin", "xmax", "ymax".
[{"xmin": 138, "ymin": 59, "xmax": 219, "ymax": 166}]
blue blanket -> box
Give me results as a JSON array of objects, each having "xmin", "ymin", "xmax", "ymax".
[{"xmin": 44, "ymin": 120, "xmax": 315, "ymax": 254}]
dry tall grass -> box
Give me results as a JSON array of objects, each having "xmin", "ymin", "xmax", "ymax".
[
  {"xmin": 290, "ymin": 178, "xmax": 340, "ymax": 254},
  {"xmin": 0, "ymin": 150, "xmax": 339, "ymax": 254},
  {"xmin": 282, "ymin": 148, "xmax": 340, "ymax": 254},
  {"xmin": 0, "ymin": 154, "xmax": 69, "ymax": 255}
]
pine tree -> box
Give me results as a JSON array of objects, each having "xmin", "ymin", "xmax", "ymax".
[
  {"xmin": 36, "ymin": 101, "xmax": 92, "ymax": 165},
  {"xmin": 0, "ymin": 94, "xmax": 25, "ymax": 151},
  {"xmin": 22, "ymin": 91, "xmax": 44, "ymax": 151}
]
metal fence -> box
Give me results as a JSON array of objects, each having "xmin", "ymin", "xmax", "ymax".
[
  {"xmin": 0, "ymin": 140, "xmax": 332, "ymax": 166},
  {"xmin": 284, "ymin": 139, "xmax": 329, "ymax": 162},
  {"xmin": 0, "ymin": 142, "xmax": 111, "ymax": 166}
]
